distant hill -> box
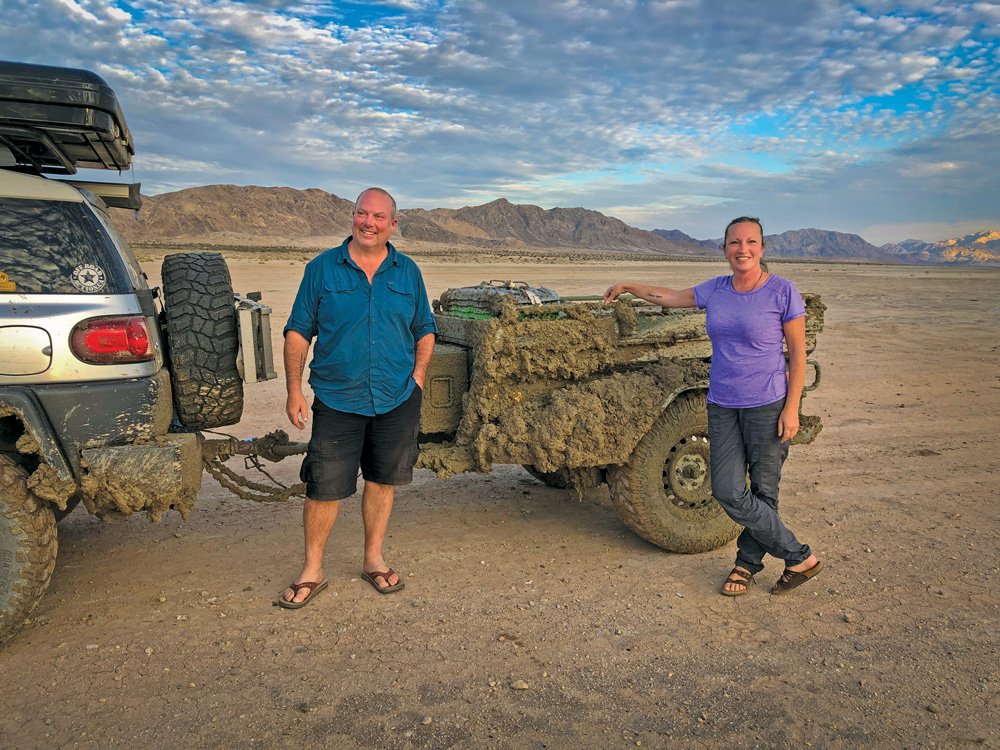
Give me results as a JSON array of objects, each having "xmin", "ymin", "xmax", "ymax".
[
  {"xmin": 112, "ymin": 184, "xmax": 355, "ymax": 245},
  {"xmin": 401, "ymin": 198, "xmax": 707, "ymax": 255},
  {"xmin": 108, "ymin": 184, "xmax": 998, "ymax": 265},
  {"xmin": 881, "ymin": 231, "xmax": 1000, "ymax": 265},
  {"xmin": 760, "ymin": 228, "xmax": 902, "ymax": 262},
  {"xmin": 666, "ymin": 227, "xmax": 906, "ymax": 263},
  {"xmin": 651, "ymin": 229, "xmax": 717, "ymax": 253},
  {"xmin": 112, "ymin": 187, "xmax": 708, "ymax": 256}
]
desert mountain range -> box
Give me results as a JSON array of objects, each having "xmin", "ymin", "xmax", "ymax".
[{"xmin": 109, "ymin": 184, "xmax": 1000, "ymax": 265}]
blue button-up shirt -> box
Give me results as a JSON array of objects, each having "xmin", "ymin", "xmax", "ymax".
[{"xmin": 284, "ymin": 238, "xmax": 437, "ymax": 416}]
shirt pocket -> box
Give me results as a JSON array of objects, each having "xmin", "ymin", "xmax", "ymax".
[
  {"xmin": 316, "ymin": 275, "xmax": 363, "ymax": 357},
  {"xmin": 319, "ymin": 275, "xmax": 360, "ymax": 315},
  {"xmin": 322, "ymin": 275, "xmax": 359, "ymax": 296},
  {"xmin": 385, "ymin": 281, "xmax": 417, "ymax": 323}
]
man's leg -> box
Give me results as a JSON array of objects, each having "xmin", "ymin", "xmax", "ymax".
[
  {"xmin": 284, "ymin": 498, "xmax": 340, "ymax": 604},
  {"xmin": 283, "ymin": 398, "xmax": 364, "ymax": 604},
  {"xmin": 358, "ymin": 387, "xmax": 421, "ymax": 590},
  {"xmin": 361, "ymin": 481, "xmax": 399, "ymax": 588}
]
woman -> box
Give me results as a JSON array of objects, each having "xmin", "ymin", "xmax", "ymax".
[{"xmin": 604, "ymin": 216, "xmax": 822, "ymax": 596}]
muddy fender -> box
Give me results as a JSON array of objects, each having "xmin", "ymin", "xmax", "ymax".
[{"xmin": 489, "ymin": 360, "xmax": 708, "ymax": 472}]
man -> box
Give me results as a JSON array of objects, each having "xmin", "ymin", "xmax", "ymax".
[{"xmin": 278, "ymin": 187, "xmax": 436, "ymax": 608}]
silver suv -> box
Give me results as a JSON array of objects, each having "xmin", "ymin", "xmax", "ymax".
[{"xmin": 0, "ymin": 61, "xmax": 272, "ymax": 643}]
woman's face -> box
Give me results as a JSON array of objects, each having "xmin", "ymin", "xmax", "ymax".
[{"xmin": 723, "ymin": 221, "xmax": 765, "ymax": 274}]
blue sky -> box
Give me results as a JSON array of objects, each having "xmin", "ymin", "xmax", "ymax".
[{"xmin": 2, "ymin": 0, "xmax": 997, "ymax": 243}]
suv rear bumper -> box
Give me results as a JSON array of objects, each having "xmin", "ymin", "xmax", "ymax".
[
  {"xmin": 1, "ymin": 370, "xmax": 203, "ymax": 518},
  {"xmin": 1, "ymin": 368, "xmax": 173, "ymax": 477}
]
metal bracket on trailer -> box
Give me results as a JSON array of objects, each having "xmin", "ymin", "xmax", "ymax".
[{"xmin": 234, "ymin": 292, "xmax": 277, "ymax": 384}]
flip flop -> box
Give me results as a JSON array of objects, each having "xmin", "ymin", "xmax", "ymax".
[
  {"xmin": 275, "ymin": 579, "xmax": 328, "ymax": 609},
  {"xmin": 361, "ymin": 568, "xmax": 405, "ymax": 594},
  {"xmin": 720, "ymin": 567, "xmax": 755, "ymax": 597},
  {"xmin": 770, "ymin": 560, "xmax": 824, "ymax": 595}
]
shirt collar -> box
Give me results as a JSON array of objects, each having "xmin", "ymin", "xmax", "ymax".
[{"xmin": 335, "ymin": 236, "xmax": 399, "ymax": 267}]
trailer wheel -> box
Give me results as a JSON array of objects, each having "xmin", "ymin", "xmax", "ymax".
[
  {"xmin": 0, "ymin": 455, "xmax": 57, "ymax": 644},
  {"xmin": 161, "ymin": 253, "xmax": 243, "ymax": 429},
  {"xmin": 607, "ymin": 391, "xmax": 740, "ymax": 553}
]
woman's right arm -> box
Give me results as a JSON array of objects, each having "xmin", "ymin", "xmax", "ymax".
[{"xmin": 604, "ymin": 282, "xmax": 696, "ymax": 309}]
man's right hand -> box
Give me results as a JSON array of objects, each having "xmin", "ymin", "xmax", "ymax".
[{"xmin": 286, "ymin": 391, "xmax": 310, "ymax": 430}]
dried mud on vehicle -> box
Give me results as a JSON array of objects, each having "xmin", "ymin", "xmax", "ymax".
[
  {"xmin": 419, "ymin": 290, "xmax": 823, "ymax": 473},
  {"xmin": 410, "ymin": 283, "xmax": 825, "ymax": 554}
]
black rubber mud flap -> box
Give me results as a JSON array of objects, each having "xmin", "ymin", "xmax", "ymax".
[
  {"xmin": 522, "ymin": 465, "xmax": 572, "ymax": 488},
  {"xmin": 161, "ymin": 253, "xmax": 243, "ymax": 429},
  {"xmin": 0, "ymin": 455, "xmax": 57, "ymax": 644},
  {"xmin": 607, "ymin": 391, "xmax": 740, "ymax": 554}
]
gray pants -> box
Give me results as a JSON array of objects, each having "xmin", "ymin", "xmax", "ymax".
[{"xmin": 708, "ymin": 398, "xmax": 811, "ymax": 574}]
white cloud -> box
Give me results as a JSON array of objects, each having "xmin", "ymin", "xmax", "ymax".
[{"xmin": 0, "ymin": 0, "xmax": 996, "ymax": 242}]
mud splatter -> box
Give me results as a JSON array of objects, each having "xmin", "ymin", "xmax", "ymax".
[
  {"xmin": 14, "ymin": 431, "xmax": 39, "ymax": 455},
  {"xmin": 492, "ymin": 360, "xmax": 708, "ymax": 472},
  {"xmin": 419, "ymin": 297, "xmax": 713, "ymax": 476},
  {"xmin": 79, "ymin": 434, "xmax": 202, "ymax": 521},
  {"xmin": 419, "ymin": 291, "xmax": 824, "ymax": 477},
  {"xmin": 26, "ymin": 463, "xmax": 76, "ymax": 510}
]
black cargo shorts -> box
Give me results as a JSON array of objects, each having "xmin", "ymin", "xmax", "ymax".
[{"xmin": 300, "ymin": 386, "xmax": 422, "ymax": 501}]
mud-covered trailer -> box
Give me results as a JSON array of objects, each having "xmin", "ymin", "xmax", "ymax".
[{"xmin": 413, "ymin": 282, "xmax": 825, "ymax": 554}]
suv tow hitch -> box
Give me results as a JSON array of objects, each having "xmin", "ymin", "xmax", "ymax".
[{"xmin": 200, "ymin": 431, "xmax": 308, "ymax": 503}]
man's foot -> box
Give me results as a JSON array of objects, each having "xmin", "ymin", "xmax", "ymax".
[
  {"xmin": 361, "ymin": 568, "xmax": 404, "ymax": 594},
  {"xmin": 275, "ymin": 579, "xmax": 328, "ymax": 609},
  {"xmin": 281, "ymin": 569, "xmax": 325, "ymax": 605},
  {"xmin": 720, "ymin": 566, "xmax": 755, "ymax": 596}
]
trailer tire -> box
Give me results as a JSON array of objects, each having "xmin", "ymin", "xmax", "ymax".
[
  {"xmin": 607, "ymin": 391, "xmax": 740, "ymax": 554},
  {"xmin": 0, "ymin": 455, "xmax": 57, "ymax": 645},
  {"xmin": 161, "ymin": 253, "xmax": 243, "ymax": 429}
]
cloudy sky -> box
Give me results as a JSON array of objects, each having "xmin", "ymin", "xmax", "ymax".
[{"xmin": 2, "ymin": 0, "xmax": 997, "ymax": 243}]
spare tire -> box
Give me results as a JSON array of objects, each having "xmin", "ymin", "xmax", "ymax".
[{"xmin": 161, "ymin": 253, "xmax": 243, "ymax": 429}]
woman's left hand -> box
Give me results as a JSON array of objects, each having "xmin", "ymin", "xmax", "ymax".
[{"xmin": 778, "ymin": 406, "xmax": 799, "ymax": 443}]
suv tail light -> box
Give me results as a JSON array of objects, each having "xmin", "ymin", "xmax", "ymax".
[{"xmin": 70, "ymin": 316, "xmax": 154, "ymax": 364}]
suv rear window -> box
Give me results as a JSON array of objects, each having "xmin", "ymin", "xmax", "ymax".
[{"xmin": 0, "ymin": 198, "xmax": 131, "ymax": 295}]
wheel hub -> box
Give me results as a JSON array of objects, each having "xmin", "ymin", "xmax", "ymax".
[{"xmin": 662, "ymin": 434, "xmax": 713, "ymax": 510}]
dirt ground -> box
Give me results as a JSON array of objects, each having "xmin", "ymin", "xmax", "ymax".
[{"xmin": 2, "ymin": 257, "xmax": 998, "ymax": 750}]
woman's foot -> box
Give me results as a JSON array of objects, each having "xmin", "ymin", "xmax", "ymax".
[
  {"xmin": 771, "ymin": 557, "xmax": 824, "ymax": 595},
  {"xmin": 720, "ymin": 566, "xmax": 755, "ymax": 596}
]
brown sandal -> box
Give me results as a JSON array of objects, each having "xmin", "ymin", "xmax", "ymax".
[
  {"xmin": 361, "ymin": 568, "xmax": 405, "ymax": 594},
  {"xmin": 770, "ymin": 560, "xmax": 824, "ymax": 595},
  {"xmin": 275, "ymin": 579, "xmax": 328, "ymax": 609},
  {"xmin": 720, "ymin": 567, "xmax": 755, "ymax": 597}
]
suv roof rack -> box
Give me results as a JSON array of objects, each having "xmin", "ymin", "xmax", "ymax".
[{"xmin": 0, "ymin": 61, "xmax": 135, "ymax": 174}]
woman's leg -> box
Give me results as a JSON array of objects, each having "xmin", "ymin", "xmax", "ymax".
[{"xmin": 709, "ymin": 400, "xmax": 810, "ymax": 569}]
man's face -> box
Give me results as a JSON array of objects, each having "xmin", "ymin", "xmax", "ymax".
[
  {"xmin": 352, "ymin": 190, "xmax": 397, "ymax": 251},
  {"xmin": 723, "ymin": 221, "xmax": 765, "ymax": 273}
]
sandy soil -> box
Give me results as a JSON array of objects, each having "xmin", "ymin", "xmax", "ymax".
[{"xmin": 2, "ymin": 256, "xmax": 999, "ymax": 749}]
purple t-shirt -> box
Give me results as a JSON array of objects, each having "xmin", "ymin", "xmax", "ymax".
[{"xmin": 693, "ymin": 274, "xmax": 806, "ymax": 409}]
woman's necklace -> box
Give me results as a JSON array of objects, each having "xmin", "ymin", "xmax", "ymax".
[{"xmin": 735, "ymin": 267, "xmax": 764, "ymax": 292}]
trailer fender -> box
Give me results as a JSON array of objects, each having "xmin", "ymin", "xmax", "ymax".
[{"xmin": 485, "ymin": 359, "xmax": 709, "ymax": 473}]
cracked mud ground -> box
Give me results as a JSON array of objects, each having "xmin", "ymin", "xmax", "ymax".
[{"xmin": 2, "ymin": 258, "xmax": 998, "ymax": 750}]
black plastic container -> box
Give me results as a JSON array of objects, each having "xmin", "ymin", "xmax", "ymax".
[{"xmin": 0, "ymin": 61, "xmax": 134, "ymax": 173}]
